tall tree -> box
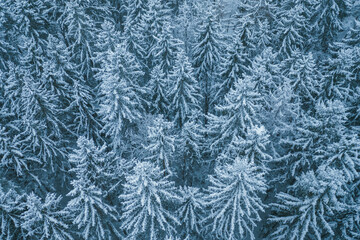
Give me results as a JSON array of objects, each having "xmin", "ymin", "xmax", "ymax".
[
  {"xmin": 192, "ymin": 7, "xmax": 223, "ymax": 121},
  {"xmin": 169, "ymin": 50, "xmax": 201, "ymax": 129},
  {"xmin": 96, "ymin": 43, "xmax": 145, "ymax": 148},
  {"xmin": 205, "ymin": 157, "xmax": 267, "ymax": 240},
  {"xmin": 66, "ymin": 137, "xmax": 120, "ymax": 240},
  {"xmin": 119, "ymin": 161, "xmax": 180, "ymax": 239}
]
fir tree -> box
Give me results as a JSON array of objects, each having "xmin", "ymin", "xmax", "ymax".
[
  {"xmin": 146, "ymin": 65, "xmax": 170, "ymax": 115},
  {"xmin": 66, "ymin": 137, "xmax": 120, "ymax": 240},
  {"xmin": 60, "ymin": 0, "xmax": 96, "ymax": 84},
  {"xmin": 119, "ymin": 161, "xmax": 180, "ymax": 239},
  {"xmin": 97, "ymin": 43, "xmax": 145, "ymax": 148},
  {"xmin": 205, "ymin": 157, "xmax": 267, "ymax": 240},
  {"xmin": 21, "ymin": 192, "xmax": 72, "ymax": 240},
  {"xmin": 288, "ymin": 52, "xmax": 321, "ymax": 108},
  {"xmin": 177, "ymin": 186, "xmax": 205, "ymax": 239},
  {"xmin": 169, "ymin": 50, "xmax": 201, "ymax": 129},
  {"xmin": 192, "ymin": 7, "xmax": 223, "ymax": 120},
  {"xmin": 271, "ymin": 167, "xmax": 347, "ymax": 240},
  {"xmin": 177, "ymin": 119, "xmax": 203, "ymax": 185},
  {"xmin": 0, "ymin": 186, "xmax": 25, "ymax": 240},
  {"xmin": 214, "ymin": 33, "xmax": 249, "ymax": 103},
  {"xmin": 208, "ymin": 77, "xmax": 262, "ymax": 155},
  {"xmin": 310, "ymin": 0, "xmax": 350, "ymax": 49},
  {"xmin": 149, "ymin": 26, "xmax": 183, "ymax": 78},
  {"xmin": 144, "ymin": 116, "xmax": 175, "ymax": 174},
  {"xmin": 276, "ymin": 4, "xmax": 309, "ymax": 58}
]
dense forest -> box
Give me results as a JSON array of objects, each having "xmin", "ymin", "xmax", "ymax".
[{"xmin": 0, "ymin": 0, "xmax": 360, "ymax": 239}]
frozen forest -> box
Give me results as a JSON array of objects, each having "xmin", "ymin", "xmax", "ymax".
[{"xmin": 0, "ymin": 0, "xmax": 360, "ymax": 239}]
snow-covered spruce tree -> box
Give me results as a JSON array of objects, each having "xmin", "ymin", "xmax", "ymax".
[
  {"xmin": 218, "ymin": 125, "xmax": 272, "ymax": 172},
  {"xmin": 149, "ymin": 25, "xmax": 183, "ymax": 78},
  {"xmin": 21, "ymin": 192, "xmax": 72, "ymax": 240},
  {"xmin": 288, "ymin": 52, "xmax": 321, "ymax": 109},
  {"xmin": 125, "ymin": 0, "xmax": 149, "ymax": 28},
  {"xmin": 140, "ymin": 0, "xmax": 171, "ymax": 64},
  {"xmin": 192, "ymin": 7, "xmax": 223, "ymax": 120},
  {"xmin": 0, "ymin": 11, "xmax": 15, "ymax": 71},
  {"xmin": 204, "ymin": 157, "xmax": 267, "ymax": 240},
  {"xmin": 310, "ymin": 0, "xmax": 350, "ymax": 50},
  {"xmin": 175, "ymin": 0, "xmax": 198, "ymax": 54},
  {"xmin": 119, "ymin": 161, "xmax": 180, "ymax": 240},
  {"xmin": 177, "ymin": 186, "xmax": 205, "ymax": 240},
  {"xmin": 66, "ymin": 137, "xmax": 120, "ymax": 240},
  {"xmin": 270, "ymin": 167, "xmax": 347, "ymax": 240},
  {"xmin": 275, "ymin": 4, "xmax": 309, "ymax": 58},
  {"xmin": 93, "ymin": 20, "xmax": 120, "ymax": 67},
  {"xmin": 42, "ymin": 35, "xmax": 74, "ymax": 107},
  {"xmin": 59, "ymin": 0, "xmax": 96, "ymax": 84},
  {"xmin": 241, "ymin": 0, "xmax": 276, "ymax": 55},
  {"xmin": 275, "ymin": 100, "xmax": 348, "ymax": 183},
  {"xmin": 321, "ymin": 47, "xmax": 354, "ymax": 101},
  {"xmin": 176, "ymin": 119, "xmax": 203, "ymax": 186},
  {"xmin": 247, "ymin": 48, "xmax": 281, "ymax": 110},
  {"xmin": 320, "ymin": 131, "xmax": 360, "ymax": 183},
  {"xmin": 146, "ymin": 65, "xmax": 170, "ymax": 115},
  {"xmin": 58, "ymin": 0, "xmax": 103, "ymax": 139},
  {"xmin": 232, "ymin": 13, "xmax": 256, "ymax": 57},
  {"xmin": 208, "ymin": 76, "xmax": 262, "ymax": 155},
  {"xmin": 143, "ymin": 116, "xmax": 175, "ymax": 174},
  {"xmin": 15, "ymin": 72, "xmax": 66, "ymax": 166},
  {"xmin": 1, "ymin": 62, "xmax": 68, "ymax": 190},
  {"xmin": 0, "ymin": 186, "xmax": 25, "ymax": 240},
  {"xmin": 96, "ymin": 43, "xmax": 145, "ymax": 148},
  {"xmin": 252, "ymin": 19, "xmax": 273, "ymax": 53},
  {"xmin": 214, "ymin": 32, "xmax": 249, "ymax": 104},
  {"xmin": 168, "ymin": 49, "xmax": 201, "ymax": 129},
  {"xmin": 67, "ymin": 136, "xmax": 108, "ymax": 187},
  {"xmin": 339, "ymin": 18, "xmax": 360, "ymax": 48},
  {"xmin": 122, "ymin": 0, "xmax": 148, "ymax": 68},
  {"xmin": 0, "ymin": 122, "xmax": 38, "ymax": 178},
  {"xmin": 66, "ymin": 75, "xmax": 102, "ymax": 140}
]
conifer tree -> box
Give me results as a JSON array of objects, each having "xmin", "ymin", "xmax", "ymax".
[
  {"xmin": 177, "ymin": 186, "xmax": 205, "ymax": 239},
  {"xmin": 276, "ymin": 4, "xmax": 309, "ymax": 58},
  {"xmin": 119, "ymin": 161, "xmax": 180, "ymax": 239},
  {"xmin": 169, "ymin": 50, "xmax": 201, "ymax": 129},
  {"xmin": 288, "ymin": 52, "xmax": 321, "ymax": 108},
  {"xmin": 271, "ymin": 167, "xmax": 347, "ymax": 240},
  {"xmin": 60, "ymin": 0, "xmax": 96, "ymax": 84},
  {"xmin": 97, "ymin": 43, "xmax": 145, "ymax": 148},
  {"xmin": 21, "ymin": 192, "xmax": 72, "ymax": 240},
  {"xmin": 208, "ymin": 77, "xmax": 262, "ymax": 155},
  {"xmin": 205, "ymin": 157, "xmax": 267, "ymax": 240},
  {"xmin": 0, "ymin": 186, "xmax": 25, "ymax": 240},
  {"xmin": 310, "ymin": 0, "xmax": 350, "ymax": 49},
  {"xmin": 146, "ymin": 65, "xmax": 170, "ymax": 115},
  {"xmin": 192, "ymin": 8, "xmax": 223, "ymax": 120},
  {"xmin": 144, "ymin": 116, "xmax": 175, "ymax": 174},
  {"xmin": 149, "ymin": 26, "xmax": 183, "ymax": 78},
  {"xmin": 177, "ymin": 119, "xmax": 203, "ymax": 185},
  {"xmin": 214, "ymin": 33, "xmax": 249, "ymax": 103},
  {"xmin": 66, "ymin": 137, "xmax": 120, "ymax": 240}
]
